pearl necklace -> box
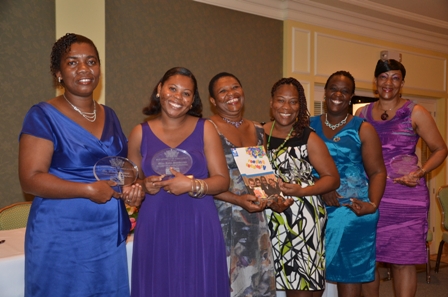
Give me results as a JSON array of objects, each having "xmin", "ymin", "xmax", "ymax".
[
  {"xmin": 63, "ymin": 93, "xmax": 97, "ymax": 122},
  {"xmin": 222, "ymin": 117, "xmax": 243, "ymax": 128},
  {"xmin": 325, "ymin": 113, "xmax": 348, "ymax": 130}
]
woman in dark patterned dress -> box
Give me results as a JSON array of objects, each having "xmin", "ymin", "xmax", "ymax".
[
  {"xmin": 263, "ymin": 77, "xmax": 340, "ymax": 297},
  {"xmin": 208, "ymin": 72, "xmax": 276, "ymax": 297}
]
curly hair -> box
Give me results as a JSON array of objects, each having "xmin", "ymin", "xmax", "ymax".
[
  {"xmin": 324, "ymin": 70, "xmax": 356, "ymax": 94},
  {"xmin": 270, "ymin": 77, "xmax": 310, "ymax": 138},
  {"xmin": 208, "ymin": 72, "xmax": 242, "ymax": 99},
  {"xmin": 50, "ymin": 33, "xmax": 100, "ymax": 85},
  {"xmin": 143, "ymin": 67, "xmax": 202, "ymax": 118},
  {"xmin": 374, "ymin": 59, "xmax": 406, "ymax": 79}
]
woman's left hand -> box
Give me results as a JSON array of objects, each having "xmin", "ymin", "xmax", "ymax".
[
  {"xmin": 277, "ymin": 179, "xmax": 302, "ymax": 197},
  {"xmin": 393, "ymin": 171, "xmax": 420, "ymax": 187},
  {"xmin": 343, "ymin": 198, "xmax": 377, "ymax": 216},
  {"xmin": 158, "ymin": 167, "xmax": 193, "ymax": 195},
  {"xmin": 122, "ymin": 183, "xmax": 145, "ymax": 207},
  {"xmin": 267, "ymin": 195, "xmax": 294, "ymax": 213}
]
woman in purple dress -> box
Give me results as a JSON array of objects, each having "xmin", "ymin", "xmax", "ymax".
[
  {"xmin": 127, "ymin": 67, "xmax": 230, "ymax": 297},
  {"xmin": 357, "ymin": 59, "xmax": 447, "ymax": 296}
]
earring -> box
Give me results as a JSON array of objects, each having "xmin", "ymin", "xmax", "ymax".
[
  {"xmin": 156, "ymin": 93, "xmax": 160, "ymax": 98},
  {"xmin": 58, "ymin": 77, "xmax": 62, "ymax": 83},
  {"xmin": 349, "ymin": 101, "xmax": 352, "ymax": 105},
  {"xmin": 190, "ymin": 105, "xmax": 193, "ymax": 110}
]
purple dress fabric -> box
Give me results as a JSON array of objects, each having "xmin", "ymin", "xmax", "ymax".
[
  {"xmin": 359, "ymin": 100, "xmax": 429, "ymax": 264},
  {"xmin": 131, "ymin": 118, "xmax": 230, "ymax": 297}
]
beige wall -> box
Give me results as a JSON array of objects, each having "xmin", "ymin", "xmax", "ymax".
[{"xmin": 282, "ymin": 20, "xmax": 448, "ymax": 253}]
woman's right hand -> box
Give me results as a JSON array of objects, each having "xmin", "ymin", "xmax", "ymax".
[
  {"xmin": 236, "ymin": 194, "xmax": 267, "ymax": 213},
  {"xmin": 321, "ymin": 190, "xmax": 341, "ymax": 207},
  {"xmin": 144, "ymin": 175, "xmax": 166, "ymax": 194},
  {"xmin": 86, "ymin": 180, "xmax": 122, "ymax": 204}
]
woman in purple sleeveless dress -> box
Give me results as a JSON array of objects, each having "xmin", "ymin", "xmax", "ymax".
[
  {"xmin": 357, "ymin": 59, "xmax": 447, "ymax": 297},
  {"xmin": 127, "ymin": 67, "xmax": 230, "ymax": 297}
]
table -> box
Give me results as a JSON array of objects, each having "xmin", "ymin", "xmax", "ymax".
[
  {"xmin": 1, "ymin": 228, "xmax": 336, "ymax": 297},
  {"xmin": 0, "ymin": 228, "xmax": 134, "ymax": 297}
]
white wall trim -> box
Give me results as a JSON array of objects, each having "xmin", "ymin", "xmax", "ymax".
[{"xmin": 193, "ymin": 0, "xmax": 448, "ymax": 54}]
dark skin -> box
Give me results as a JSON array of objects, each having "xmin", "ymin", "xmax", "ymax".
[
  {"xmin": 356, "ymin": 70, "xmax": 447, "ymax": 297},
  {"xmin": 19, "ymin": 42, "xmax": 143, "ymax": 204},
  {"xmin": 320, "ymin": 74, "xmax": 386, "ymax": 297},
  {"xmin": 264, "ymin": 83, "xmax": 340, "ymax": 297},
  {"xmin": 208, "ymin": 75, "xmax": 268, "ymax": 212},
  {"xmin": 127, "ymin": 74, "xmax": 229, "ymax": 198}
]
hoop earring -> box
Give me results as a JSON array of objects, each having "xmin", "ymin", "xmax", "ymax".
[{"xmin": 58, "ymin": 77, "xmax": 62, "ymax": 83}]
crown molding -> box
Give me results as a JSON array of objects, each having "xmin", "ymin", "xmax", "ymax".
[{"xmin": 193, "ymin": 0, "xmax": 448, "ymax": 54}]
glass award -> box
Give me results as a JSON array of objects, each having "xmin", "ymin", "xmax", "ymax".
[
  {"xmin": 151, "ymin": 148, "xmax": 193, "ymax": 177},
  {"xmin": 388, "ymin": 154, "xmax": 420, "ymax": 179},
  {"xmin": 93, "ymin": 156, "xmax": 139, "ymax": 186}
]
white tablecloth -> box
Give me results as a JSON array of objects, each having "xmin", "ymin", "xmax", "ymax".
[
  {"xmin": 0, "ymin": 228, "xmax": 134, "ymax": 297},
  {"xmin": 0, "ymin": 228, "xmax": 336, "ymax": 297}
]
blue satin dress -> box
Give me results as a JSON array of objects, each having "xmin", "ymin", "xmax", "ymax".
[
  {"xmin": 20, "ymin": 102, "xmax": 130, "ymax": 297},
  {"xmin": 310, "ymin": 116, "xmax": 378, "ymax": 283}
]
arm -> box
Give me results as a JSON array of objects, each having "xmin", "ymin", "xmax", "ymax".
[
  {"xmin": 19, "ymin": 134, "xmax": 120, "ymax": 203},
  {"xmin": 214, "ymin": 191, "xmax": 267, "ymax": 213},
  {"xmin": 393, "ymin": 105, "xmax": 447, "ymax": 187},
  {"xmin": 347, "ymin": 122, "xmax": 387, "ymax": 215},
  {"xmin": 127, "ymin": 124, "xmax": 164, "ymax": 196},
  {"xmin": 413, "ymin": 105, "xmax": 447, "ymax": 175},
  {"xmin": 279, "ymin": 132, "xmax": 340, "ymax": 197}
]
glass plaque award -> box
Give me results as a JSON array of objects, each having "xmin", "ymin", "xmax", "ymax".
[
  {"xmin": 151, "ymin": 148, "xmax": 193, "ymax": 176},
  {"xmin": 93, "ymin": 156, "xmax": 139, "ymax": 186},
  {"xmin": 388, "ymin": 154, "xmax": 420, "ymax": 179}
]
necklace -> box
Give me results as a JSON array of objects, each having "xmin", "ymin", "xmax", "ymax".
[
  {"xmin": 267, "ymin": 121, "xmax": 294, "ymax": 152},
  {"xmin": 63, "ymin": 93, "xmax": 97, "ymax": 122},
  {"xmin": 379, "ymin": 101, "xmax": 400, "ymax": 121},
  {"xmin": 222, "ymin": 117, "xmax": 243, "ymax": 128},
  {"xmin": 325, "ymin": 113, "xmax": 348, "ymax": 130}
]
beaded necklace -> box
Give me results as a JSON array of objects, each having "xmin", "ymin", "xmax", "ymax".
[
  {"xmin": 222, "ymin": 117, "xmax": 244, "ymax": 128},
  {"xmin": 266, "ymin": 121, "xmax": 294, "ymax": 152}
]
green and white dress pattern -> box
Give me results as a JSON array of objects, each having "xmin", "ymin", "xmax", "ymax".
[{"xmin": 265, "ymin": 127, "xmax": 327, "ymax": 291}]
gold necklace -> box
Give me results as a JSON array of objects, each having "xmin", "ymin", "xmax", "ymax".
[{"xmin": 378, "ymin": 100, "xmax": 400, "ymax": 121}]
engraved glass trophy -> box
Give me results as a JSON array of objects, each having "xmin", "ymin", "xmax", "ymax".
[
  {"xmin": 93, "ymin": 156, "xmax": 139, "ymax": 187},
  {"xmin": 388, "ymin": 154, "xmax": 420, "ymax": 179},
  {"xmin": 151, "ymin": 148, "xmax": 193, "ymax": 177}
]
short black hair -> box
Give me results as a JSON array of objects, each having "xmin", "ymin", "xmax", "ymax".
[
  {"xmin": 324, "ymin": 70, "xmax": 356, "ymax": 95},
  {"xmin": 50, "ymin": 33, "xmax": 100, "ymax": 84},
  {"xmin": 208, "ymin": 72, "xmax": 242, "ymax": 99},
  {"xmin": 374, "ymin": 59, "xmax": 406, "ymax": 79}
]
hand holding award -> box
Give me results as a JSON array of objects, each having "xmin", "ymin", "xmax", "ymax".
[{"xmin": 93, "ymin": 156, "xmax": 139, "ymax": 190}]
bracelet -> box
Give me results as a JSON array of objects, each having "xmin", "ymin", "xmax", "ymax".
[
  {"xmin": 368, "ymin": 201, "xmax": 377, "ymax": 209},
  {"xmin": 188, "ymin": 178, "xmax": 208, "ymax": 198}
]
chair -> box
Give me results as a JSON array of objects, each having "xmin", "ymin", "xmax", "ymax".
[
  {"xmin": 435, "ymin": 185, "xmax": 448, "ymax": 273},
  {"xmin": 0, "ymin": 202, "xmax": 32, "ymax": 230}
]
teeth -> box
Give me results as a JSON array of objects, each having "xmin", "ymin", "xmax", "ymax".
[
  {"xmin": 79, "ymin": 79, "xmax": 91, "ymax": 83},
  {"xmin": 280, "ymin": 113, "xmax": 291, "ymax": 117},
  {"xmin": 227, "ymin": 98, "xmax": 238, "ymax": 104},
  {"xmin": 331, "ymin": 99, "xmax": 343, "ymax": 105},
  {"xmin": 169, "ymin": 102, "xmax": 181, "ymax": 108}
]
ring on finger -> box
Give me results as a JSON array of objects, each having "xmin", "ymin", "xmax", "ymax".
[{"xmin": 167, "ymin": 190, "xmax": 171, "ymax": 194}]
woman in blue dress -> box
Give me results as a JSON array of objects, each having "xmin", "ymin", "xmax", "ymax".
[
  {"xmin": 19, "ymin": 34, "xmax": 142, "ymax": 297},
  {"xmin": 310, "ymin": 71, "xmax": 386, "ymax": 297}
]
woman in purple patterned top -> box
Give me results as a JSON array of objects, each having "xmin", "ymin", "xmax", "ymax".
[{"xmin": 356, "ymin": 59, "xmax": 447, "ymax": 297}]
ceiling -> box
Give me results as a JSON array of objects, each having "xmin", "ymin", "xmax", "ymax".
[{"xmin": 194, "ymin": 0, "xmax": 448, "ymax": 54}]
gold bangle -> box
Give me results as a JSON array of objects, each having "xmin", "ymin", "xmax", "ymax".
[{"xmin": 369, "ymin": 201, "xmax": 377, "ymax": 209}]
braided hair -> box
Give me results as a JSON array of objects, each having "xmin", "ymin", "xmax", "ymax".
[{"xmin": 270, "ymin": 77, "xmax": 310, "ymax": 137}]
